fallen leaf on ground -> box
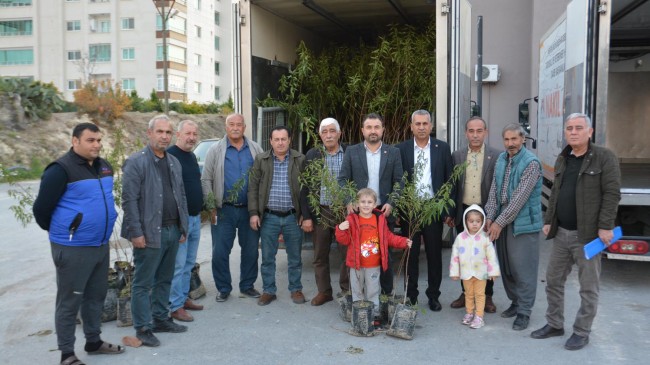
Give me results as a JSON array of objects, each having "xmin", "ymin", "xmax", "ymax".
[
  {"xmin": 345, "ymin": 345, "xmax": 363, "ymax": 354},
  {"xmin": 28, "ymin": 330, "xmax": 52, "ymax": 337}
]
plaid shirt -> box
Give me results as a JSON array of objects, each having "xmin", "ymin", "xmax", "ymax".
[
  {"xmin": 320, "ymin": 146, "xmax": 344, "ymax": 205},
  {"xmin": 485, "ymin": 156, "xmax": 541, "ymax": 228},
  {"xmin": 267, "ymin": 152, "xmax": 294, "ymax": 211}
]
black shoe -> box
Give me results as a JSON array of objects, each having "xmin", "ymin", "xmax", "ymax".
[
  {"xmin": 428, "ymin": 298, "xmax": 442, "ymax": 312},
  {"xmin": 531, "ymin": 324, "xmax": 565, "ymax": 339},
  {"xmin": 240, "ymin": 288, "xmax": 261, "ymax": 298},
  {"xmin": 564, "ymin": 333, "xmax": 589, "ymax": 351},
  {"xmin": 501, "ymin": 304, "xmax": 518, "ymax": 318},
  {"xmin": 216, "ymin": 292, "xmax": 230, "ymax": 302},
  {"xmin": 136, "ymin": 329, "xmax": 160, "ymax": 347},
  {"xmin": 512, "ymin": 314, "xmax": 530, "ymax": 331},
  {"xmin": 152, "ymin": 318, "xmax": 188, "ymax": 333}
]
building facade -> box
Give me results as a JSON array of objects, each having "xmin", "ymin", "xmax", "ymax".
[{"xmin": 0, "ymin": 0, "xmax": 232, "ymax": 103}]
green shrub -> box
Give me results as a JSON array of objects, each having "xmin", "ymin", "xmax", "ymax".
[{"xmin": 0, "ymin": 78, "xmax": 66, "ymax": 120}]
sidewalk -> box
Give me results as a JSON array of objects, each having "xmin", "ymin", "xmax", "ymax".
[{"xmin": 1, "ymin": 201, "xmax": 648, "ymax": 364}]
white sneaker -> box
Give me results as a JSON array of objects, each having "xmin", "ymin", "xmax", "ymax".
[
  {"xmin": 470, "ymin": 315, "xmax": 484, "ymax": 329},
  {"xmin": 462, "ymin": 313, "xmax": 474, "ymax": 325}
]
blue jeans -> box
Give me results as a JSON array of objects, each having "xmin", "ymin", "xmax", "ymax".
[
  {"xmin": 211, "ymin": 205, "xmax": 260, "ymax": 294},
  {"xmin": 259, "ymin": 212, "xmax": 303, "ymax": 295},
  {"xmin": 169, "ymin": 215, "xmax": 201, "ymax": 311},
  {"xmin": 131, "ymin": 225, "xmax": 180, "ymax": 331}
]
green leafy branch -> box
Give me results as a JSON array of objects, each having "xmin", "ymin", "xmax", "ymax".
[{"xmin": 389, "ymin": 155, "xmax": 467, "ymax": 240}]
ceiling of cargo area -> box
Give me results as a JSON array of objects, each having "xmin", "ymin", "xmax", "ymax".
[
  {"xmin": 251, "ymin": 0, "xmax": 437, "ymax": 41},
  {"xmin": 610, "ymin": 0, "xmax": 650, "ymax": 49}
]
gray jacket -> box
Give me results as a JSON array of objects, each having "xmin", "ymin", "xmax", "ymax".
[
  {"xmin": 201, "ymin": 137, "xmax": 263, "ymax": 208},
  {"xmin": 121, "ymin": 146, "xmax": 189, "ymax": 248}
]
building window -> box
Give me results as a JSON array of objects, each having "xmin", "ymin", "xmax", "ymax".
[
  {"xmin": 214, "ymin": 11, "xmax": 220, "ymax": 25},
  {"xmin": 157, "ymin": 74, "xmax": 187, "ymax": 93},
  {"xmin": 89, "ymin": 0, "xmax": 110, "ymax": 3},
  {"xmin": 0, "ymin": 48, "xmax": 33, "ymax": 65},
  {"xmin": 156, "ymin": 14, "xmax": 186, "ymax": 35},
  {"xmin": 195, "ymin": 82, "xmax": 201, "ymax": 94},
  {"xmin": 121, "ymin": 47, "xmax": 135, "ymax": 60},
  {"xmin": 122, "ymin": 78, "xmax": 135, "ymax": 91},
  {"xmin": 195, "ymin": 0, "xmax": 201, "ymax": 10},
  {"xmin": 214, "ymin": 61, "xmax": 220, "ymax": 75},
  {"xmin": 195, "ymin": 25, "xmax": 201, "ymax": 38},
  {"xmin": 0, "ymin": 1, "xmax": 33, "ymax": 7},
  {"xmin": 214, "ymin": 86, "xmax": 220, "ymax": 100},
  {"xmin": 157, "ymin": 44, "xmax": 186, "ymax": 64},
  {"xmin": 0, "ymin": 20, "xmax": 33, "ymax": 36},
  {"xmin": 89, "ymin": 44, "xmax": 111, "ymax": 62},
  {"xmin": 67, "ymin": 50, "xmax": 81, "ymax": 61},
  {"xmin": 214, "ymin": 36, "xmax": 220, "ymax": 50},
  {"xmin": 66, "ymin": 20, "xmax": 81, "ymax": 31},
  {"xmin": 67, "ymin": 80, "xmax": 82, "ymax": 90},
  {"xmin": 194, "ymin": 53, "xmax": 201, "ymax": 66},
  {"xmin": 98, "ymin": 19, "xmax": 110, "ymax": 33},
  {"xmin": 121, "ymin": 18, "xmax": 134, "ymax": 30}
]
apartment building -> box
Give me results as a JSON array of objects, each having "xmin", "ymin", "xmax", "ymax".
[{"xmin": 0, "ymin": 0, "xmax": 232, "ymax": 103}]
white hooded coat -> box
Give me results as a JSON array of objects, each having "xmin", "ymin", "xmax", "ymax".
[{"xmin": 449, "ymin": 204, "xmax": 501, "ymax": 280}]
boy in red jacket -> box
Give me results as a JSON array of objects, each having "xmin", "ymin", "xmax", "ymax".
[{"xmin": 336, "ymin": 188, "xmax": 412, "ymax": 324}]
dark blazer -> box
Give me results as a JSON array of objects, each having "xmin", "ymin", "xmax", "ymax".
[
  {"xmin": 451, "ymin": 144, "xmax": 500, "ymax": 224},
  {"xmin": 299, "ymin": 143, "xmax": 348, "ymax": 221},
  {"xmin": 338, "ymin": 142, "xmax": 403, "ymax": 206},
  {"xmin": 396, "ymin": 137, "xmax": 454, "ymax": 219}
]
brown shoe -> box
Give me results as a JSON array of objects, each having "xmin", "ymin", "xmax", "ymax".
[
  {"xmin": 484, "ymin": 295, "xmax": 497, "ymax": 313},
  {"xmin": 450, "ymin": 293, "xmax": 465, "ymax": 308},
  {"xmin": 257, "ymin": 293, "xmax": 277, "ymax": 306},
  {"xmin": 291, "ymin": 290, "xmax": 307, "ymax": 304},
  {"xmin": 310, "ymin": 292, "xmax": 334, "ymax": 306},
  {"xmin": 171, "ymin": 308, "xmax": 194, "ymax": 322},
  {"xmin": 184, "ymin": 299, "xmax": 204, "ymax": 311}
]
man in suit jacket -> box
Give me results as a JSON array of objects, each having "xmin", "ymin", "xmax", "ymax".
[
  {"xmin": 338, "ymin": 113, "xmax": 403, "ymax": 295},
  {"xmin": 449, "ymin": 116, "xmax": 501, "ymax": 313},
  {"xmin": 396, "ymin": 110, "xmax": 454, "ymax": 311}
]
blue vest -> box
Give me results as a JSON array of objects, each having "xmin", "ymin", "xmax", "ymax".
[
  {"xmin": 494, "ymin": 147, "xmax": 542, "ymax": 235},
  {"xmin": 48, "ymin": 151, "xmax": 118, "ymax": 246}
]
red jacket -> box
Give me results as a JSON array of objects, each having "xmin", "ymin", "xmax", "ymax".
[{"xmin": 335, "ymin": 210, "xmax": 409, "ymax": 272}]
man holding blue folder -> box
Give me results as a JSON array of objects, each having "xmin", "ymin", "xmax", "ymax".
[{"xmin": 531, "ymin": 113, "xmax": 621, "ymax": 351}]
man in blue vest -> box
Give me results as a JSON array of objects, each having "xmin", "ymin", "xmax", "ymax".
[
  {"xmin": 34, "ymin": 123, "xmax": 124, "ymax": 365},
  {"xmin": 485, "ymin": 123, "xmax": 543, "ymax": 331}
]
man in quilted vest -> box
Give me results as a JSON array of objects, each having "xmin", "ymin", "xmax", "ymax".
[{"xmin": 485, "ymin": 123, "xmax": 543, "ymax": 332}]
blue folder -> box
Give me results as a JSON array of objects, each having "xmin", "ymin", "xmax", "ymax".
[{"xmin": 583, "ymin": 226, "xmax": 623, "ymax": 260}]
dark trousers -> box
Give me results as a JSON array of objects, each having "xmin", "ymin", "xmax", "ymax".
[
  {"xmin": 313, "ymin": 206, "xmax": 349, "ymax": 295},
  {"xmin": 211, "ymin": 204, "xmax": 260, "ymax": 294},
  {"xmin": 51, "ymin": 243, "xmax": 109, "ymax": 353},
  {"xmin": 403, "ymin": 219, "xmax": 443, "ymax": 301},
  {"xmin": 131, "ymin": 225, "xmax": 181, "ymax": 331}
]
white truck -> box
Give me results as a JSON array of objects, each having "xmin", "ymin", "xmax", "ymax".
[{"xmin": 536, "ymin": 0, "xmax": 650, "ymax": 261}]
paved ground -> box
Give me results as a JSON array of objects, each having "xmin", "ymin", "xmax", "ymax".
[{"xmin": 1, "ymin": 182, "xmax": 649, "ymax": 364}]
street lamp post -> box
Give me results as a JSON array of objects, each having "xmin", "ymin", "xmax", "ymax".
[{"xmin": 154, "ymin": 0, "xmax": 176, "ymax": 114}]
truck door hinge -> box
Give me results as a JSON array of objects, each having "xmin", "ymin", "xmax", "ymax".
[
  {"xmin": 441, "ymin": 3, "xmax": 450, "ymax": 15},
  {"xmin": 598, "ymin": 1, "xmax": 607, "ymax": 14}
]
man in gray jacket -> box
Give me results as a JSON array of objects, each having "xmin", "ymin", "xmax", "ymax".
[
  {"xmin": 531, "ymin": 113, "xmax": 620, "ymax": 351},
  {"xmin": 121, "ymin": 115, "xmax": 189, "ymax": 347},
  {"xmin": 202, "ymin": 113, "xmax": 264, "ymax": 302}
]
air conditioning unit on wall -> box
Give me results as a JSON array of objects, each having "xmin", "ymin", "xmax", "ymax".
[{"xmin": 475, "ymin": 64, "xmax": 500, "ymax": 83}]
